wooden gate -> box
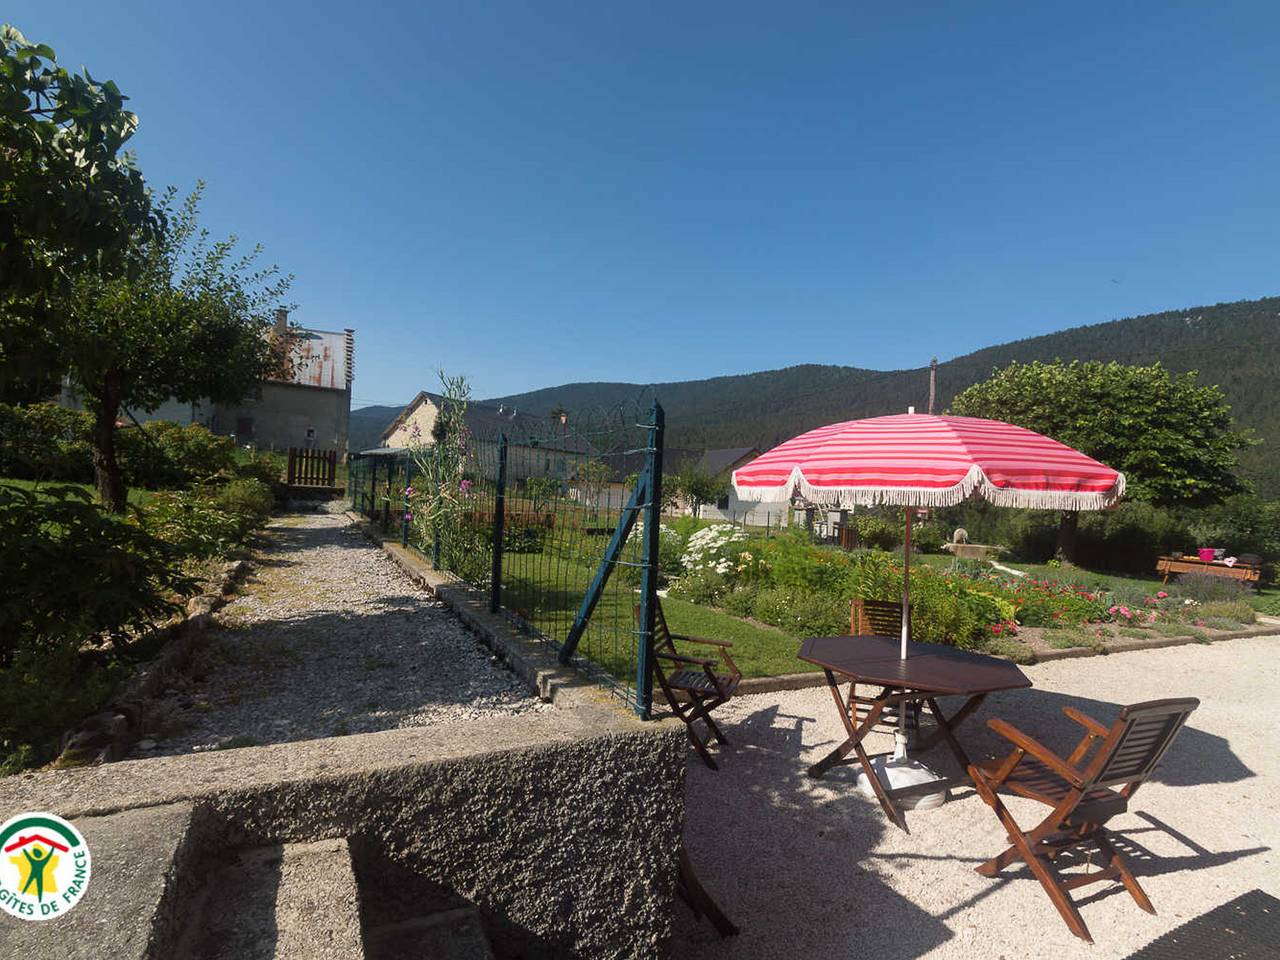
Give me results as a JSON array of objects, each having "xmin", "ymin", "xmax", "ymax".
[{"xmin": 287, "ymin": 447, "xmax": 338, "ymax": 486}]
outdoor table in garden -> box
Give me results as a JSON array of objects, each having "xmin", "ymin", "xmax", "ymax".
[{"xmin": 799, "ymin": 634, "xmax": 1031, "ymax": 831}]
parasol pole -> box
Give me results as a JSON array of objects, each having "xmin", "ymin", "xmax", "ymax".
[
  {"xmin": 901, "ymin": 505, "xmax": 912, "ymax": 661},
  {"xmin": 895, "ymin": 504, "xmax": 913, "ymax": 761}
]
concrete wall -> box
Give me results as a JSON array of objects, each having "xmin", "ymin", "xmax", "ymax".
[
  {"xmin": 0, "ymin": 719, "xmax": 685, "ymax": 960},
  {"xmin": 699, "ymin": 490, "xmax": 789, "ymax": 527},
  {"xmin": 215, "ymin": 381, "xmax": 351, "ymax": 456}
]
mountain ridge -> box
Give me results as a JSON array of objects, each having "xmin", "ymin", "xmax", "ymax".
[{"xmin": 351, "ymin": 296, "xmax": 1280, "ymax": 495}]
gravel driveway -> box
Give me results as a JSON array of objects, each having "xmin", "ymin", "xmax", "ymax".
[
  {"xmin": 136, "ymin": 513, "xmax": 544, "ymax": 757},
  {"xmin": 674, "ymin": 634, "xmax": 1280, "ymax": 960}
]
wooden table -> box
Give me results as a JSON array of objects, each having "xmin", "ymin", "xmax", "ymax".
[
  {"xmin": 799, "ymin": 635, "xmax": 1031, "ymax": 831},
  {"xmin": 1156, "ymin": 555, "xmax": 1261, "ymax": 585}
]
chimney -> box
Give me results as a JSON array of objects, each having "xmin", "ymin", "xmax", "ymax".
[{"xmin": 274, "ymin": 307, "xmax": 289, "ymax": 336}]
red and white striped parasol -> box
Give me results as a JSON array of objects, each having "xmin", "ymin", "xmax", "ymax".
[
  {"xmin": 732, "ymin": 411, "xmax": 1126, "ymax": 805},
  {"xmin": 732, "ymin": 413, "xmax": 1125, "ymax": 511}
]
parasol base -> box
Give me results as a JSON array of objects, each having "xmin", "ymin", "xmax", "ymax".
[{"xmin": 855, "ymin": 756, "xmax": 948, "ymax": 810}]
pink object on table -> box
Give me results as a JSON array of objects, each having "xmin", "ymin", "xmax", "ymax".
[{"xmin": 1197, "ymin": 548, "xmax": 1216, "ymax": 562}]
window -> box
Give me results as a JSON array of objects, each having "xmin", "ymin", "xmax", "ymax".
[{"xmin": 717, "ymin": 494, "xmax": 730, "ymax": 510}]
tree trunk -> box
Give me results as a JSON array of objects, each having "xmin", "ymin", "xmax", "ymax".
[
  {"xmin": 1057, "ymin": 510, "xmax": 1079, "ymax": 562},
  {"xmin": 92, "ymin": 394, "xmax": 128, "ymax": 513}
]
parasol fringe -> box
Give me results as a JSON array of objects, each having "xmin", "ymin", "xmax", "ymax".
[{"xmin": 733, "ymin": 464, "xmax": 1126, "ymax": 511}]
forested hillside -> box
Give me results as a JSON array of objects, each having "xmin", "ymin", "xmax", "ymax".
[{"xmin": 487, "ymin": 297, "xmax": 1280, "ymax": 495}]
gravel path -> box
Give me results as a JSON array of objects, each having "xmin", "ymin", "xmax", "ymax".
[
  {"xmin": 675, "ymin": 635, "xmax": 1280, "ymax": 960},
  {"xmin": 136, "ymin": 513, "xmax": 544, "ymax": 756}
]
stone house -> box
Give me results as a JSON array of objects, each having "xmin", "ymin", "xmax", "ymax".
[
  {"xmin": 61, "ymin": 309, "xmax": 356, "ymax": 457},
  {"xmin": 379, "ymin": 393, "xmax": 591, "ymax": 483},
  {"xmin": 213, "ymin": 310, "xmax": 355, "ymax": 455}
]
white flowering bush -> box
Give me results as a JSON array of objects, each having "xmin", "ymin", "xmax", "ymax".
[{"xmin": 681, "ymin": 524, "xmax": 748, "ymax": 575}]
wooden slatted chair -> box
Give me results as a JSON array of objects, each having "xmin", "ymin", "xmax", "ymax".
[
  {"xmin": 970, "ymin": 698, "xmax": 1200, "ymax": 943},
  {"xmin": 639, "ymin": 601, "xmax": 742, "ymax": 770},
  {"xmin": 848, "ymin": 598, "xmax": 919, "ymax": 737},
  {"xmin": 850, "ymin": 597, "xmax": 911, "ymax": 638}
]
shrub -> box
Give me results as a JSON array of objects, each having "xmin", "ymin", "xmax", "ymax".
[
  {"xmin": 1, "ymin": 646, "xmax": 124, "ymax": 774},
  {"xmin": 233, "ymin": 452, "xmax": 285, "ymax": 488},
  {"xmin": 764, "ymin": 532, "xmax": 850, "ymax": 591},
  {"xmin": 669, "ymin": 567, "xmax": 732, "ymax": 605},
  {"xmin": 1187, "ymin": 494, "xmax": 1280, "ymax": 563},
  {"xmin": 751, "ymin": 587, "xmax": 848, "ymax": 636},
  {"xmin": 0, "ymin": 485, "xmax": 196, "ymax": 667},
  {"xmin": 119, "ymin": 421, "xmax": 236, "ymax": 487},
  {"xmin": 217, "ymin": 478, "xmax": 275, "ymax": 533},
  {"xmin": 718, "ymin": 585, "xmax": 759, "ymax": 619},
  {"xmin": 680, "ymin": 523, "xmax": 749, "ymax": 575},
  {"xmin": 141, "ymin": 490, "xmax": 245, "ymax": 558},
  {"xmin": 1171, "ymin": 572, "xmax": 1253, "ymax": 604},
  {"xmin": 0, "ymin": 401, "xmax": 93, "ymax": 481},
  {"xmin": 854, "ymin": 513, "xmax": 901, "ymax": 550},
  {"xmin": 911, "ymin": 523, "xmax": 946, "ymax": 554}
]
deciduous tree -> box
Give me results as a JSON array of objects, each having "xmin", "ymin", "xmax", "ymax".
[
  {"xmin": 57, "ymin": 186, "xmax": 292, "ymax": 511},
  {"xmin": 952, "ymin": 360, "xmax": 1254, "ymax": 557}
]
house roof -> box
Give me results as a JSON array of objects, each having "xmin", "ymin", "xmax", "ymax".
[
  {"xmin": 381, "ymin": 392, "xmax": 594, "ymax": 454},
  {"xmin": 591, "ymin": 446, "xmax": 759, "ymax": 483},
  {"xmin": 697, "ymin": 446, "xmax": 759, "ymax": 475}
]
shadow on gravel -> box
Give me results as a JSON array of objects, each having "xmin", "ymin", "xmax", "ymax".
[{"xmin": 674, "ymin": 702, "xmax": 953, "ymax": 960}]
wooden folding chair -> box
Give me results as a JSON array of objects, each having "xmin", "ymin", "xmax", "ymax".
[
  {"xmin": 638, "ymin": 601, "xmax": 742, "ymax": 770},
  {"xmin": 970, "ymin": 698, "xmax": 1200, "ymax": 943},
  {"xmin": 848, "ymin": 598, "xmax": 919, "ymax": 738}
]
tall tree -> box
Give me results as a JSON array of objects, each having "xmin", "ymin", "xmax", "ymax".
[
  {"xmin": 951, "ymin": 360, "xmax": 1254, "ymax": 557},
  {"xmin": 1, "ymin": 24, "xmax": 158, "ymax": 396},
  {"xmin": 56, "ymin": 186, "xmax": 292, "ymax": 511}
]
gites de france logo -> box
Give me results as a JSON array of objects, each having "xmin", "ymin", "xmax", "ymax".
[{"xmin": 0, "ymin": 812, "xmax": 91, "ymax": 921}]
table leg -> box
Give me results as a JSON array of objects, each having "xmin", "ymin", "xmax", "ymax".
[
  {"xmin": 914, "ymin": 693, "xmax": 987, "ymax": 752},
  {"xmin": 808, "ymin": 669, "xmax": 886, "ymax": 778},
  {"xmin": 923, "ymin": 696, "xmax": 985, "ymax": 780},
  {"xmin": 808, "ymin": 675, "xmax": 913, "ymax": 831}
]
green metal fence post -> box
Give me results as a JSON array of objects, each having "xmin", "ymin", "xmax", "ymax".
[
  {"xmin": 490, "ymin": 434, "xmax": 508, "ymax": 613},
  {"xmin": 635, "ymin": 400, "xmax": 665, "ymax": 718}
]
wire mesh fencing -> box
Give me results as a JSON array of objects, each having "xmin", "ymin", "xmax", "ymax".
[{"xmin": 348, "ymin": 400, "xmax": 665, "ymax": 715}]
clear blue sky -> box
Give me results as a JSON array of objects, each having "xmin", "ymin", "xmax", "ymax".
[{"xmin": 11, "ymin": 2, "xmax": 1280, "ymax": 405}]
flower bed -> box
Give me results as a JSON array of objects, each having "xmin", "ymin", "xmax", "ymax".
[{"xmin": 663, "ymin": 523, "xmax": 1259, "ymax": 654}]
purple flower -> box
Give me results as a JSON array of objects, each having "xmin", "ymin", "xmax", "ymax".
[
  {"xmin": 459, "ymin": 479, "xmax": 473, "ymax": 493},
  {"xmin": 403, "ymin": 511, "xmax": 413, "ymax": 522},
  {"xmin": 403, "ymin": 486, "xmax": 415, "ymax": 497}
]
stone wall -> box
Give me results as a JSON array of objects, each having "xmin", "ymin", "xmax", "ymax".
[{"xmin": 0, "ymin": 713, "xmax": 685, "ymax": 959}]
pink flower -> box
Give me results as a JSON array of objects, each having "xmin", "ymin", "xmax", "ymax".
[
  {"xmin": 1108, "ymin": 605, "xmax": 1118, "ymax": 614},
  {"xmin": 1119, "ymin": 606, "xmax": 1132, "ymax": 619},
  {"xmin": 459, "ymin": 479, "xmax": 473, "ymax": 493},
  {"xmin": 1156, "ymin": 591, "xmax": 1168, "ymax": 599},
  {"xmin": 404, "ymin": 486, "xmax": 415, "ymax": 497}
]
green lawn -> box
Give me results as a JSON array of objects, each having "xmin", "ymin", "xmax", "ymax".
[
  {"xmin": 1251, "ymin": 586, "xmax": 1280, "ymax": 617},
  {"xmin": 0, "ymin": 477, "xmax": 156, "ymax": 508},
  {"xmin": 493, "ymin": 541, "xmax": 809, "ymax": 684},
  {"xmin": 661, "ymin": 596, "xmax": 812, "ymax": 678}
]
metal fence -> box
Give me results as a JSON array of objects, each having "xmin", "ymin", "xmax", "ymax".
[{"xmin": 349, "ymin": 401, "xmax": 665, "ymax": 716}]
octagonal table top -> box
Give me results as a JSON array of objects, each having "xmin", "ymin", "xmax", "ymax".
[{"xmin": 798, "ymin": 634, "xmax": 1032, "ymax": 696}]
